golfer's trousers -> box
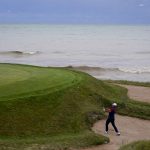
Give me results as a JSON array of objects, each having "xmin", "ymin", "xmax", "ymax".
[{"xmin": 105, "ymin": 118, "xmax": 118, "ymax": 132}]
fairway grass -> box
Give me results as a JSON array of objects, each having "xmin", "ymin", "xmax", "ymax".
[{"xmin": 0, "ymin": 63, "xmax": 149, "ymax": 149}]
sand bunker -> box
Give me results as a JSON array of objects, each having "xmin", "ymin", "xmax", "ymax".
[
  {"xmin": 80, "ymin": 85, "xmax": 150, "ymax": 150},
  {"xmin": 81, "ymin": 115, "xmax": 150, "ymax": 150},
  {"xmin": 117, "ymin": 84, "xmax": 150, "ymax": 103}
]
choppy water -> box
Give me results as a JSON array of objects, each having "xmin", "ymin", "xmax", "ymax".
[{"xmin": 0, "ymin": 24, "xmax": 150, "ymax": 82}]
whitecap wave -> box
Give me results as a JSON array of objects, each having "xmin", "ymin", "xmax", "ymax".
[
  {"xmin": 69, "ymin": 66, "xmax": 150, "ymax": 74},
  {"xmin": 118, "ymin": 67, "xmax": 150, "ymax": 74},
  {"xmin": 0, "ymin": 50, "xmax": 40, "ymax": 56}
]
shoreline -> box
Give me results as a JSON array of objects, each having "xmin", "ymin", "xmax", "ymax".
[{"xmin": 1, "ymin": 62, "xmax": 150, "ymax": 83}]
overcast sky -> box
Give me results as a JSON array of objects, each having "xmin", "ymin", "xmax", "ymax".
[{"xmin": 0, "ymin": 0, "xmax": 150, "ymax": 24}]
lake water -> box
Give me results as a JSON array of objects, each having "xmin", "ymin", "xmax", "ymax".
[{"xmin": 0, "ymin": 24, "xmax": 150, "ymax": 82}]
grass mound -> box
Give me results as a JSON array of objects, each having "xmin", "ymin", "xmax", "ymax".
[
  {"xmin": 0, "ymin": 63, "xmax": 110, "ymax": 149},
  {"xmin": 119, "ymin": 140, "xmax": 150, "ymax": 150},
  {"xmin": 0, "ymin": 63, "xmax": 149, "ymax": 149}
]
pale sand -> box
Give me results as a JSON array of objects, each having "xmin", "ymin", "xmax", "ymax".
[
  {"xmin": 117, "ymin": 84, "xmax": 150, "ymax": 103},
  {"xmin": 79, "ymin": 85, "xmax": 150, "ymax": 150}
]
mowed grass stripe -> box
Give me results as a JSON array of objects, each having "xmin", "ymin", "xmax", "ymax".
[
  {"xmin": 0, "ymin": 65, "xmax": 31, "ymax": 86},
  {"xmin": 0, "ymin": 64, "xmax": 83, "ymax": 101}
]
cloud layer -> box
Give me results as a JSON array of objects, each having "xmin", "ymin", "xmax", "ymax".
[{"xmin": 0, "ymin": 0, "xmax": 150, "ymax": 23}]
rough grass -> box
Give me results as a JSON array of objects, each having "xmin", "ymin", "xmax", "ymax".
[
  {"xmin": 0, "ymin": 131, "xmax": 108, "ymax": 150},
  {"xmin": 0, "ymin": 63, "xmax": 149, "ymax": 149},
  {"xmin": 119, "ymin": 140, "xmax": 150, "ymax": 150}
]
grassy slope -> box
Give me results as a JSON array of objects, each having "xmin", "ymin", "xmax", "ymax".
[
  {"xmin": 119, "ymin": 140, "xmax": 150, "ymax": 150},
  {"xmin": 0, "ymin": 63, "xmax": 149, "ymax": 149},
  {"xmin": 0, "ymin": 64, "xmax": 109, "ymax": 149}
]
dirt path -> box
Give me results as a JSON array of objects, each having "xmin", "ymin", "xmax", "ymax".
[{"xmin": 80, "ymin": 85, "xmax": 150, "ymax": 150}]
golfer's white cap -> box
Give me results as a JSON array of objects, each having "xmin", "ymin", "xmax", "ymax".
[{"xmin": 112, "ymin": 103, "xmax": 117, "ymax": 106}]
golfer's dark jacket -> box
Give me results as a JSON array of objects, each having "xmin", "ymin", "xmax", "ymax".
[{"xmin": 108, "ymin": 107, "xmax": 116, "ymax": 120}]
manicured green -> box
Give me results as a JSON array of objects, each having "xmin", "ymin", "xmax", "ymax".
[
  {"xmin": 0, "ymin": 63, "xmax": 149, "ymax": 149},
  {"xmin": 119, "ymin": 140, "xmax": 150, "ymax": 150},
  {"xmin": 0, "ymin": 64, "xmax": 83, "ymax": 101}
]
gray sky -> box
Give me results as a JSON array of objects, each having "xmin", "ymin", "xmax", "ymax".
[{"xmin": 0, "ymin": 0, "xmax": 150, "ymax": 24}]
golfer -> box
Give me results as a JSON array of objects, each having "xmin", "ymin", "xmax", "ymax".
[{"xmin": 104, "ymin": 103, "xmax": 120, "ymax": 135}]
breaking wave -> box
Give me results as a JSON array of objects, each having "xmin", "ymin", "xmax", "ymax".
[
  {"xmin": 68, "ymin": 66, "xmax": 150, "ymax": 74},
  {"xmin": 118, "ymin": 67, "xmax": 150, "ymax": 74},
  {"xmin": 0, "ymin": 50, "xmax": 40, "ymax": 56}
]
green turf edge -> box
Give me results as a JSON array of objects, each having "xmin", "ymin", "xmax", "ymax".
[
  {"xmin": 105, "ymin": 79, "xmax": 150, "ymax": 87},
  {"xmin": 0, "ymin": 131, "xmax": 109, "ymax": 150},
  {"xmin": 119, "ymin": 140, "xmax": 150, "ymax": 150}
]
